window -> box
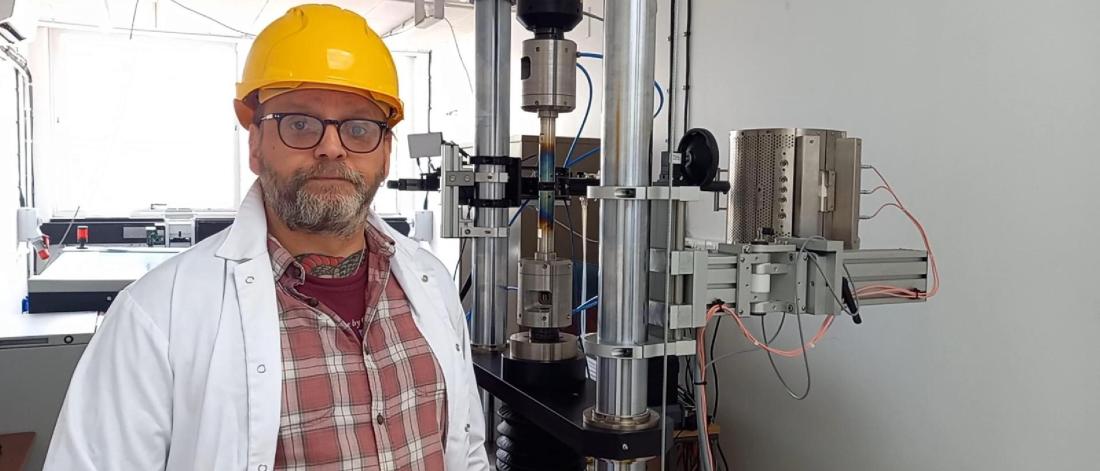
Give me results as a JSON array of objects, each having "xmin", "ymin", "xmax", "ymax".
[
  {"xmin": 369, "ymin": 51, "xmax": 431, "ymax": 217},
  {"xmin": 41, "ymin": 28, "xmax": 239, "ymax": 216},
  {"xmin": 37, "ymin": 27, "xmax": 431, "ymax": 219}
]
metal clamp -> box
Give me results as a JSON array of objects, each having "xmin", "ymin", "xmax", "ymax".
[
  {"xmin": 649, "ymin": 249, "xmax": 703, "ymax": 275},
  {"xmin": 586, "ymin": 186, "xmax": 701, "ymax": 202},
  {"xmin": 648, "ymin": 301, "xmax": 706, "ymax": 329},
  {"xmin": 444, "ymin": 170, "xmax": 476, "ymax": 187},
  {"xmin": 457, "ymin": 222, "xmax": 508, "ymax": 238},
  {"xmin": 581, "ymin": 333, "xmax": 696, "ymax": 359},
  {"xmin": 443, "ymin": 170, "xmax": 510, "ymax": 186}
]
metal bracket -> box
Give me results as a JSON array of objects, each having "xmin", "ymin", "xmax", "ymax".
[
  {"xmin": 443, "ymin": 170, "xmax": 509, "ymax": 186},
  {"xmin": 750, "ymin": 301, "xmax": 796, "ymax": 314},
  {"xmin": 586, "ymin": 186, "xmax": 701, "ymax": 202},
  {"xmin": 648, "ymin": 249, "xmax": 700, "ymax": 275},
  {"xmin": 648, "ymin": 301, "xmax": 706, "ymax": 329},
  {"xmin": 444, "ymin": 170, "xmax": 475, "ymax": 187},
  {"xmin": 713, "ymin": 168, "xmax": 730, "ymax": 212},
  {"xmin": 457, "ymin": 222, "xmax": 508, "ymax": 238},
  {"xmin": 820, "ymin": 169, "xmax": 836, "ymax": 212},
  {"xmin": 581, "ymin": 333, "xmax": 696, "ymax": 359}
]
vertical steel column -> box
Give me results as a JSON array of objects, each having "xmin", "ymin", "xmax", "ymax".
[
  {"xmin": 595, "ymin": 0, "xmax": 658, "ymax": 431},
  {"xmin": 471, "ymin": 0, "xmax": 511, "ymax": 349}
]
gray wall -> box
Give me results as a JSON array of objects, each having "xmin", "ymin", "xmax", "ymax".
[{"xmin": 658, "ymin": 1, "xmax": 1100, "ymax": 469}]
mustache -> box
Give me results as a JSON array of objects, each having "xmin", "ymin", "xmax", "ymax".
[{"xmin": 290, "ymin": 162, "xmax": 365, "ymax": 187}]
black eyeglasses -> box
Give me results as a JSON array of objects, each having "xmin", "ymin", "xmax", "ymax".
[{"xmin": 258, "ymin": 113, "xmax": 389, "ymax": 154}]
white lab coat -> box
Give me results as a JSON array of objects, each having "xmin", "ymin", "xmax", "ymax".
[{"xmin": 43, "ymin": 182, "xmax": 490, "ymax": 471}]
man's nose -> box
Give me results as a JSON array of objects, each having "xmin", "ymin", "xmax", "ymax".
[{"xmin": 314, "ymin": 123, "xmax": 346, "ymax": 160}]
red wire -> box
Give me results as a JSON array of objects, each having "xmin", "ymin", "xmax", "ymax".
[
  {"xmin": 856, "ymin": 166, "xmax": 940, "ymax": 300},
  {"xmin": 716, "ymin": 304, "xmax": 835, "ymax": 358},
  {"xmin": 696, "ymin": 306, "xmax": 718, "ymax": 470}
]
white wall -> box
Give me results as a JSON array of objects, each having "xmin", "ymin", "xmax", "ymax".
[
  {"xmin": 0, "ymin": 51, "xmax": 26, "ymax": 319},
  {"xmin": 660, "ymin": 1, "xmax": 1100, "ymax": 469}
]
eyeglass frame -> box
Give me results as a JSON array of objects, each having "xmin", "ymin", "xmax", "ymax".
[{"xmin": 257, "ymin": 112, "xmax": 391, "ymax": 154}]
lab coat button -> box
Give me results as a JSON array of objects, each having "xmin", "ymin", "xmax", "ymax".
[
  {"xmin": 258, "ymin": 465, "xmax": 267, "ymax": 471},
  {"xmin": 257, "ymin": 364, "xmax": 266, "ymax": 373},
  {"xmin": 245, "ymin": 276, "xmax": 255, "ymax": 284},
  {"xmin": 421, "ymin": 275, "xmax": 429, "ymax": 282},
  {"xmin": 465, "ymin": 423, "xmax": 471, "ymax": 432},
  {"xmin": 376, "ymin": 413, "xmax": 385, "ymax": 425},
  {"xmin": 455, "ymin": 343, "xmax": 460, "ymax": 351}
]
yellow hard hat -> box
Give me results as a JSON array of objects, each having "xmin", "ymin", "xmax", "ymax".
[{"xmin": 234, "ymin": 4, "xmax": 404, "ymax": 127}]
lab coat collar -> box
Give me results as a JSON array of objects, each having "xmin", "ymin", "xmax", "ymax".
[{"xmin": 216, "ymin": 181, "xmax": 268, "ymax": 261}]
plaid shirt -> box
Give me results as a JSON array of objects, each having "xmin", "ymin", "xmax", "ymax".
[{"xmin": 268, "ymin": 225, "xmax": 447, "ymax": 471}]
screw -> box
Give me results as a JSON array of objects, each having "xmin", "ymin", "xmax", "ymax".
[{"xmin": 622, "ymin": 443, "xmax": 629, "ymax": 451}]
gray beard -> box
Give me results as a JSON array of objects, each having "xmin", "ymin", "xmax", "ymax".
[{"xmin": 259, "ymin": 160, "xmax": 379, "ymax": 237}]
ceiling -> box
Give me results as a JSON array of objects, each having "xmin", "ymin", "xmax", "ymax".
[{"xmin": 31, "ymin": 0, "xmax": 448, "ymax": 38}]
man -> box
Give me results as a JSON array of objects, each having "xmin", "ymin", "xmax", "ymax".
[{"xmin": 44, "ymin": 4, "xmax": 489, "ymax": 470}]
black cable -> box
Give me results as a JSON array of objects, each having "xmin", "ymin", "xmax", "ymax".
[
  {"xmin": 460, "ymin": 274, "xmax": 472, "ymax": 301},
  {"xmin": 167, "ymin": 0, "xmax": 252, "ymax": 36},
  {"xmin": 452, "ymin": 239, "xmax": 467, "ymax": 281},
  {"xmin": 761, "ymin": 312, "xmax": 812, "ymax": 400},
  {"xmin": 444, "ymin": 141, "xmax": 472, "ymax": 159},
  {"xmin": 12, "ymin": 69, "xmax": 22, "ymax": 204},
  {"xmin": 808, "ymin": 253, "xmax": 851, "ymax": 315},
  {"xmin": 707, "ymin": 312, "xmax": 787, "ymax": 417},
  {"xmin": 426, "ymin": 51, "xmax": 433, "ymax": 132},
  {"xmin": 562, "ymin": 198, "xmax": 577, "ymax": 261},
  {"xmin": 709, "ymin": 316, "xmax": 722, "ymax": 418},
  {"xmin": 667, "ymin": 0, "xmax": 677, "ymax": 152},
  {"xmin": 442, "ymin": 18, "xmax": 474, "ymax": 94},
  {"xmin": 683, "ymin": 357, "xmax": 694, "ymax": 401},
  {"xmin": 416, "ymin": 158, "xmax": 430, "ymax": 210},
  {"xmin": 717, "ymin": 441, "xmax": 730, "ymax": 471},
  {"xmin": 59, "ymin": 206, "xmax": 81, "ymax": 246},
  {"xmin": 129, "ymin": 0, "xmax": 141, "ymax": 39},
  {"xmin": 683, "ymin": 0, "xmax": 693, "ymax": 129},
  {"xmin": 841, "ymin": 260, "xmax": 862, "ymax": 313},
  {"xmin": 250, "ymin": 0, "xmax": 271, "ymax": 26}
]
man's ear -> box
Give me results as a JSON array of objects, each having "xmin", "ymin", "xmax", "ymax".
[
  {"xmin": 380, "ymin": 131, "xmax": 393, "ymax": 181},
  {"xmin": 233, "ymin": 99, "xmax": 254, "ymax": 128},
  {"xmin": 248, "ymin": 123, "xmax": 263, "ymax": 176}
]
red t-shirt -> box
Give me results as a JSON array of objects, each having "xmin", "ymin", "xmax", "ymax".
[{"xmin": 297, "ymin": 259, "xmax": 368, "ymax": 332}]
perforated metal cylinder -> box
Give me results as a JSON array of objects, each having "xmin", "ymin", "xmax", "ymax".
[{"xmin": 727, "ymin": 128, "xmax": 862, "ymax": 249}]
